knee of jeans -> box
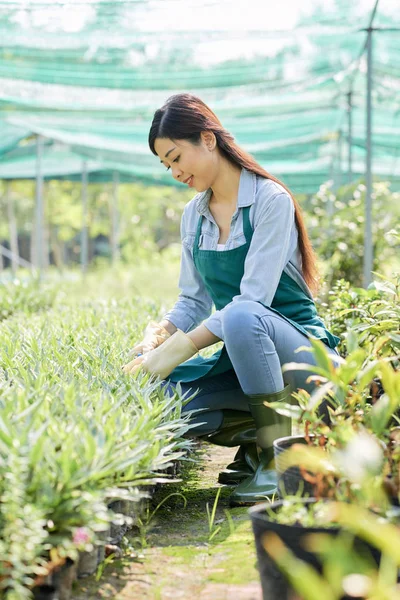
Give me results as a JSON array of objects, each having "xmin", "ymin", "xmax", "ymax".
[{"xmin": 222, "ymin": 301, "xmax": 261, "ymax": 341}]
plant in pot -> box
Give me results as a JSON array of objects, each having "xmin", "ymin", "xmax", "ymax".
[
  {"xmin": 270, "ymin": 330, "xmax": 400, "ymax": 500},
  {"xmin": 249, "ymin": 427, "xmax": 400, "ymax": 600},
  {"xmin": 262, "ymin": 501, "xmax": 400, "ymax": 600},
  {"xmin": 248, "ymin": 337, "xmax": 400, "ymax": 600}
]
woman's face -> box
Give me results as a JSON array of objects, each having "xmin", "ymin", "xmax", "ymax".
[{"xmin": 154, "ymin": 134, "xmax": 217, "ymax": 192}]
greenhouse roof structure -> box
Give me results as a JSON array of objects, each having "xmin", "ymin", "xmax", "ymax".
[{"xmin": 0, "ymin": 0, "xmax": 399, "ymax": 194}]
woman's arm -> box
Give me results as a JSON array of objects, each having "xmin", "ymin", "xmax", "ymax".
[
  {"xmin": 159, "ymin": 320, "xmax": 220, "ymax": 350},
  {"xmin": 186, "ymin": 323, "xmax": 221, "ymax": 349}
]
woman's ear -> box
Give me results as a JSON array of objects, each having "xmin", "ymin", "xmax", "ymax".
[{"xmin": 201, "ymin": 130, "xmax": 216, "ymax": 151}]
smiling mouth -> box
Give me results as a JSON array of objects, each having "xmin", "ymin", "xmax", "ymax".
[{"xmin": 183, "ymin": 176, "xmax": 193, "ymax": 184}]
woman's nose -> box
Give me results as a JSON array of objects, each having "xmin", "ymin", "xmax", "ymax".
[{"xmin": 172, "ymin": 166, "xmax": 183, "ymax": 181}]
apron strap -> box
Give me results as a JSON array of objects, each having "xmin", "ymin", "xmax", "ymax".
[
  {"xmin": 242, "ymin": 206, "xmax": 253, "ymax": 243},
  {"xmin": 194, "ymin": 205, "xmax": 253, "ymax": 253}
]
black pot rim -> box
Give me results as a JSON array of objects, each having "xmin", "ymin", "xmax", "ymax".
[
  {"xmin": 248, "ymin": 497, "xmax": 340, "ymax": 533},
  {"xmin": 273, "ymin": 434, "xmax": 315, "ymax": 450}
]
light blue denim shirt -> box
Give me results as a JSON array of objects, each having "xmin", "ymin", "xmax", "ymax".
[{"xmin": 163, "ymin": 168, "xmax": 314, "ymax": 340}]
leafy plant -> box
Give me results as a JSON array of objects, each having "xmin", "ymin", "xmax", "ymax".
[
  {"xmin": 269, "ymin": 330, "xmax": 400, "ymax": 506},
  {"xmin": 263, "ymin": 502, "xmax": 400, "ymax": 600},
  {"xmin": 306, "ymin": 181, "xmax": 400, "ymax": 286},
  {"xmin": 0, "ymin": 293, "xmax": 197, "ymax": 598},
  {"xmin": 205, "ymin": 487, "xmax": 222, "ymax": 543}
]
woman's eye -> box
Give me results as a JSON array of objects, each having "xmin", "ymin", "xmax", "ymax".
[{"xmin": 165, "ymin": 156, "xmax": 179, "ymax": 171}]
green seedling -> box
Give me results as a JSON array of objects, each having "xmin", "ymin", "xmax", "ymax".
[{"xmin": 206, "ymin": 487, "xmax": 222, "ymax": 543}]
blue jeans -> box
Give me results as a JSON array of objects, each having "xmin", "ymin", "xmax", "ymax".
[{"xmin": 163, "ymin": 301, "xmax": 340, "ymax": 435}]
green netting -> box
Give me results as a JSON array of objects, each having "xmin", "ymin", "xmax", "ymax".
[{"xmin": 0, "ymin": 0, "xmax": 399, "ymax": 193}]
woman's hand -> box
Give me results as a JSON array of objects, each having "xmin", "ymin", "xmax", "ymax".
[
  {"xmin": 130, "ymin": 320, "xmax": 171, "ymax": 357},
  {"xmin": 123, "ymin": 330, "xmax": 199, "ymax": 380},
  {"xmin": 122, "ymin": 354, "xmax": 146, "ymax": 375}
]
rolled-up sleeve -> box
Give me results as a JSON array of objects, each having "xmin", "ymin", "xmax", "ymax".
[
  {"xmin": 203, "ymin": 191, "xmax": 296, "ymax": 340},
  {"xmin": 163, "ymin": 209, "xmax": 213, "ymax": 333}
]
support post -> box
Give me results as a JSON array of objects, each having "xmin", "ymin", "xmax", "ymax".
[
  {"xmin": 364, "ymin": 28, "xmax": 373, "ymax": 288},
  {"xmin": 35, "ymin": 134, "xmax": 44, "ymax": 279},
  {"xmin": 347, "ymin": 90, "xmax": 353, "ymax": 184},
  {"xmin": 111, "ymin": 171, "xmax": 120, "ymax": 264},
  {"xmin": 5, "ymin": 181, "xmax": 19, "ymax": 276},
  {"xmin": 336, "ymin": 129, "xmax": 343, "ymax": 191},
  {"xmin": 81, "ymin": 161, "xmax": 89, "ymax": 275}
]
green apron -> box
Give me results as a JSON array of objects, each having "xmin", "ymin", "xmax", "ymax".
[{"xmin": 169, "ymin": 205, "xmax": 339, "ymax": 384}]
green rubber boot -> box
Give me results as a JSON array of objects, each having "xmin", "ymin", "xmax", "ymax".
[
  {"xmin": 218, "ymin": 443, "xmax": 259, "ymax": 485},
  {"xmin": 229, "ymin": 385, "xmax": 292, "ymax": 506},
  {"xmin": 201, "ymin": 410, "xmax": 256, "ymax": 447},
  {"xmin": 199, "ymin": 410, "xmax": 258, "ymax": 485}
]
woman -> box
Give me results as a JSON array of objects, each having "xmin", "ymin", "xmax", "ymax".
[{"xmin": 123, "ymin": 93, "xmax": 340, "ymax": 505}]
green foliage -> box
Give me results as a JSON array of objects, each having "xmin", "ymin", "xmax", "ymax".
[
  {"xmin": 305, "ymin": 181, "xmax": 400, "ymax": 287},
  {"xmin": 319, "ymin": 272, "xmax": 400, "ymax": 356},
  {"xmin": 265, "ymin": 499, "xmax": 338, "ymax": 528},
  {"xmin": 117, "ymin": 183, "xmax": 191, "ymax": 262},
  {"xmin": 0, "ymin": 180, "xmax": 192, "ymax": 268},
  {"xmin": 0, "ymin": 278, "xmax": 58, "ymax": 321},
  {"xmin": 270, "ymin": 267, "xmax": 400, "ymax": 509},
  {"xmin": 0, "ymin": 294, "xmax": 195, "ymax": 598},
  {"xmin": 264, "ymin": 512, "xmax": 400, "ymax": 600},
  {"xmin": 278, "ymin": 334, "xmax": 400, "ymax": 504},
  {"xmin": 206, "ymin": 487, "xmax": 222, "ymax": 542}
]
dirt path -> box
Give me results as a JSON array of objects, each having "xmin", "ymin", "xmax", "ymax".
[{"xmin": 74, "ymin": 444, "xmax": 262, "ymax": 599}]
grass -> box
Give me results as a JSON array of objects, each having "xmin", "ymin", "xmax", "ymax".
[{"xmin": 73, "ymin": 444, "xmax": 261, "ymax": 599}]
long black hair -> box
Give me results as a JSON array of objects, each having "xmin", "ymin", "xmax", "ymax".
[{"xmin": 149, "ymin": 93, "xmax": 319, "ymax": 294}]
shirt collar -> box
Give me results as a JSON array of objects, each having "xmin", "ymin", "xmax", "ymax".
[{"xmin": 195, "ymin": 168, "xmax": 256, "ymax": 216}]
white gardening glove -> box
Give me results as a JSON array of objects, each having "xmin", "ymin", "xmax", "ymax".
[
  {"xmin": 123, "ymin": 329, "xmax": 199, "ymax": 380},
  {"xmin": 130, "ymin": 320, "xmax": 171, "ymax": 357}
]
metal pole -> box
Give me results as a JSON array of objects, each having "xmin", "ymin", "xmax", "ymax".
[
  {"xmin": 327, "ymin": 158, "xmax": 335, "ymax": 221},
  {"xmin": 111, "ymin": 170, "xmax": 120, "ymax": 264},
  {"xmin": 81, "ymin": 161, "xmax": 89, "ymax": 274},
  {"xmin": 347, "ymin": 90, "xmax": 353, "ymax": 183},
  {"xmin": 364, "ymin": 28, "xmax": 373, "ymax": 288},
  {"xmin": 35, "ymin": 134, "xmax": 44, "ymax": 279},
  {"xmin": 5, "ymin": 181, "xmax": 19, "ymax": 276},
  {"xmin": 336, "ymin": 129, "xmax": 343, "ymax": 190}
]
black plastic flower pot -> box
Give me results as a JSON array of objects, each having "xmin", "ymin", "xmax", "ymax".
[
  {"xmin": 51, "ymin": 558, "xmax": 77, "ymax": 600},
  {"xmin": 273, "ymin": 435, "xmax": 315, "ymax": 497},
  {"xmin": 77, "ymin": 547, "xmax": 99, "ymax": 578},
  {"xmin": 121, "ymin": 499, "xmax": 139, "ymax": 521},
  {"xmin": 384, "ymin": 475, "xmax": 400, "ymax": 507},
  {"xmin": 108, "ymin": 500, "xmax": 129, "ymax": 545},
  {"xmin": 32, "ymin": 585, "xmax": 57, "ymax": 600},
  {"xmin": 249, "ymin": 499, "xmax": 381, "ymax": 600}
]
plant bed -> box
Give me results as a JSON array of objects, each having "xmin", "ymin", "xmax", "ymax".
[{"xmin": 249, "ymin": 499, "xmax": 384, "ymax": 600}]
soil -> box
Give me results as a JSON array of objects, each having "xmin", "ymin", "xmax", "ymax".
[{"xmin": 73, "ymin": 443, "xmax": 262, "ymax": 600}]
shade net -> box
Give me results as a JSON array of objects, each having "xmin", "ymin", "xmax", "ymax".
[{"xmin": 0, "ymin": 0, "xmax": 399, "ymax": 193}]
